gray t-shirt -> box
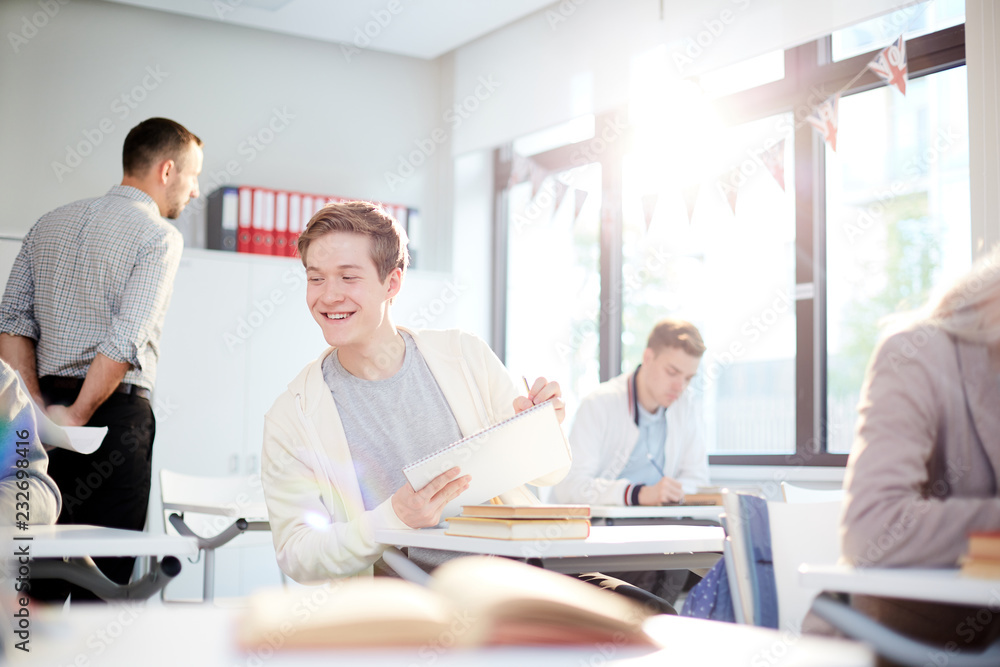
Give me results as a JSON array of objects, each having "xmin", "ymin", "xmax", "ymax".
[{"xmin": 322, "ymin": 331, "xmax": 464, "ymax": 511}]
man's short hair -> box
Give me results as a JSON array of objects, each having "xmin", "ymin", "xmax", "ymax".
[
  {"xmin": 122, "ymin": 118, "xmax": 203, "ymax": 177},
  {"xmin": 646, "ymin": 318, "xmax": 706, "ymax": 357},
  {"xmin": 297, "ymin": 201, "xmax": 409, "ymax": 282}
]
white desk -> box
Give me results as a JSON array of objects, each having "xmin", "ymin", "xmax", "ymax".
[
  {"xmin": 13, "ymin": 524, "xmax": 198, "ymax": 558},
  {"xmin": 19, "ymin": 604, "xmax": 873, "ymax": 666},
  {"xmin": 2, "ymin": 525, "xmax": 197, "ymax": 601},
  {"xmin": 375, "ymin": 525, "xmax": 724, "ymax": 574},
  {"xmin": 590, "ymin": 505, "xmax": 724, "ymax": 523},
  {"xmin": 799, "ymin": 564, "xmax": 1000, "ymax": 607}
]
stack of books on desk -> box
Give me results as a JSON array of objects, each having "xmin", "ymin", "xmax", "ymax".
[
  {"xmin": 444, "ymin": 504, "xmax": 591, "ymax": 540},
  {"xmin": 960, "ymin": 531, "xmax": 1000, "ymax": 579}
]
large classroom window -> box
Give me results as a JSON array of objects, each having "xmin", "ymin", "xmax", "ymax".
[{"xmin": 493, "ymin": 1, "xmax": 968, "ymax": 465}]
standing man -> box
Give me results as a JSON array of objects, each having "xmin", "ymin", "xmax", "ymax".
[
  {"xmin": 0, "ymin": 118, "xmax": 202, "ymax": 596},
  {"xmin": 552, "ymin": 318, "xmax": 709, "ymax": 505}
]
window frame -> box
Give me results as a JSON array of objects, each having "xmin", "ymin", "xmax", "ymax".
[{"xmin": 491, "ymin": 23, "xmax": 966, "ymax": 467}]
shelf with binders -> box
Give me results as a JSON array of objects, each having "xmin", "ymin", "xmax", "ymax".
[{"xmin": 206, "ymin": 185, "xmax": 416, "ymax": 260}]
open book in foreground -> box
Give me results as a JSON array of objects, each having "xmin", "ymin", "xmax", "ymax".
[{"xmin": 237, "ymin": 556, "xmax": 656, "ymax": 650}]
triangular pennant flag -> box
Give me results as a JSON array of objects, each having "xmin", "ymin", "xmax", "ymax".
[
  {"xmin": 762, "ymin": 139, "xmax": 786, "ymax": 191},
  {"xmin": 553, "ymin": 180, "xmax": 569, "ymax": 210},
  {"xmin": 573, "ymin": 189, "xmax": 588, "ymax": 222},
  {"xmin": 806, "ymin": 93, "xmax": 840, "ymax": 152},
  {"xmin": 529, "ymin": 161, "xmax": 547, "ymax": 199},
  {"xmin": 641, "ymin": 193, "xmax": 659, "ymax": 232},
  {"xmin": 868, "ymin": 34, "xmax": 907, "ymax": 96},
  {"xmin": 507, "ymin": 153, "xmax": 531, "ymax": 188},
  {"xmin": 717, "ymin": 170, "xmax": 740, "ymax": 215},
  {"xmin": 681, "ymin": 184, "xmax": 700, "ymax": 223}
]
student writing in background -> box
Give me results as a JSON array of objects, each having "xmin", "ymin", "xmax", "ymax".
[
  {"xmin": 551, "ymin": 319, "xmax": 710, "ymax": 604},
  {"xmin": 552, "ymin": 319, "xmax": 709, "ymax": 508},
  {"xmin": 0, "ymin": 118, "xmax": 202, "ymax": 600},
  {"xmin": 841, "ymin": 245, "xmax": 1000, "ymax": 660},
  {"xmin": 261, "ymin": 202, "xmax": 566, "ymax": 582}
]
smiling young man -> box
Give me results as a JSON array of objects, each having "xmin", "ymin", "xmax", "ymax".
[
  {"xmin": 261, "ymin": 201, "xmax": 566, "ymax": 583},
  {"xmin": 552, "ymin": 319, "xmax": 709, "ymax": 507}
]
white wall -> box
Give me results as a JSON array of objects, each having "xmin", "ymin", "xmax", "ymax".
[
  {"xmin": 967, "ymin": 0, "xmax": 1000, "ymax": 255},
  {"xmin": 0, "ymin": 0, "xmax": 451, "ymax": 270},
  {"xmin": 449, "ymin": 0, "xmax": 917, "ymax": 157}
]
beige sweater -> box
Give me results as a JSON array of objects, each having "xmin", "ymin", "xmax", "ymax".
[
  {"xmin": 842, "ymin": 323, "xmax": 1000, "ymax": 567},
  {"xmin": 261, "ymin": 328, "xmax": 566, "ymax": 583}
]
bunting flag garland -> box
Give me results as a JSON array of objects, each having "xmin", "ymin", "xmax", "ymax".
[
  {"xmin": 573, "ymin": 189, "xmax": 589, "ymax": 223},
  {"xmin": 868, "ymin": 34, "xmax": 907, "ymax": 96},
  {"xmin": 719, "ymin": 169, "xmax": 740, "ymax": 215},
  {"xmin": 681, "ymin": 185, "xmax": 700, "ymax": 223},
  {"xmin": 641, "ymin": 193, "xmax": 659, "ymax": 232},
  {"xmin": 762, "ymin": 139, "xmax": 786, "ymax": 191},
  {"xmin": 507, "ymin": 153, "xmax": 532, "ymax": 189},
  {"xmin": 553, "ymin": 180, "xmax": 570, "ymax": 211},
  {"xmin": 806, "ymin": 93, "xmax": 840, "ymax": 152},
  {"xmin": 529, "ymin": 162, "xmax": 547, "ymax": 199}
]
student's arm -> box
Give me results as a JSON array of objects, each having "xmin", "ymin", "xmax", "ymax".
[
  {"xmin": 47, "ymin": 353, "xmax": 129, "ymax": 426},
  {"xmin": 261, "ymin": 408, "xmax": 413, "ymax": 582},
  {"xmin": 0, "ymin": 233, "xmax": 44, "ymax": 407},
  {"xmin": 841, "ymin": 331, "xmax": 1000, "ymax": 567}
]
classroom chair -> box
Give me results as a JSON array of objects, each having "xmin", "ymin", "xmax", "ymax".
[
  {"xmin": 780, "ymin": 481, "xmax": 845, "ymax": 504},
  {"xmin": 723, "ymin": 491, "xmax": 1000, "ymax": 666},
  {"xmin": 159, "ymin": 469, "xmax": 272, "ymax": 602}
]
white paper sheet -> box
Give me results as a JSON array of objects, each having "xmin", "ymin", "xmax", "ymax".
[{"xmin": 14, "ymin": 371, "xmax": 108, "ymax": 454}]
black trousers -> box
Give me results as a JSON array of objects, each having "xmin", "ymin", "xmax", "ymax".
[{"xmin": 31, "ymin": 377, "xmax": 155, "ymax": 603}]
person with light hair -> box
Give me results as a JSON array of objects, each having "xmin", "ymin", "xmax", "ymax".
[
  {"xmin": 261, "ymin": 201, "xmax": 567, "ymax": 583},
  {"xmin": 841, "ymin": 245, "xmax": 1000, "ymax": 654}
]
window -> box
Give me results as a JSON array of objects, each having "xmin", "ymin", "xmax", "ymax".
[
  {"xmin": 493, "ymin": 2, "xmax": 967, "ymax": 465},
  {"xmin": 825, "ymin": 66, "xmax": 970, "ymax": 453},
  {"xmin": 831, "ymin": 0, "xmax": 964, "ymax": 62},
  {"xmin": 503, "ymin": 159, "xmax": 603, "ymax": 424}
]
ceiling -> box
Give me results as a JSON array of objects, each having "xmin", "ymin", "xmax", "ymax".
[{"xmin": 102, "ymin": 0, "xmax": 556, "ymax": 60}]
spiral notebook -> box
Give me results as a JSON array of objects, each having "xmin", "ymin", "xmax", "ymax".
[{"xmin": 402, "ymin": 400, "xmax": 571, "ymax": 519}]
